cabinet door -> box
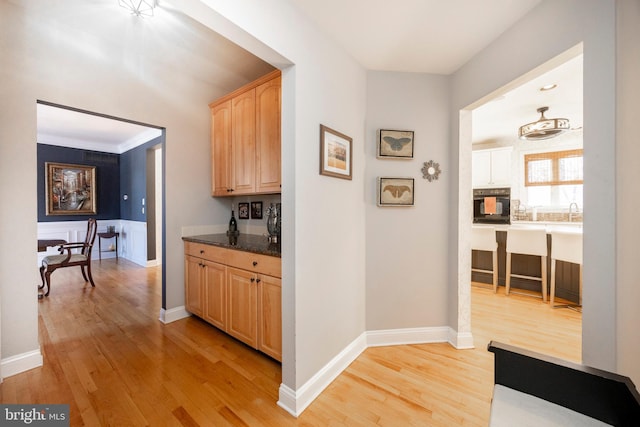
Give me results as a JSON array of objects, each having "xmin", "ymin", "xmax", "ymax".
[
  {"xmin": 184, "ymin": 255, "xmax": 204, "ymax": 317},
  {"xmin": 255, "ymin": 76, "xmax": 281, "ymax": 194},
  {"xmin": 489, "ymin": 148, "xmax": 512, "ymax": 186},
  {"xmin": 226, "ymin": 267, "xmax": 258, "ymax": 348},
  {"xmin": 203, "ymin": 261, "xmax": 227, "ymax": 331},
  {"xmin": 472, "ymin": 150, "xmax": 492, "ymax": 188},
  {"xmin": 258, "ymin": 275, "xmax": 282, "ymax": 361},
  {"xmin": 211, "ymin": 100, "xmax": 233, "ymax": 196},
  {"xmin": 231, "ymin": 89, "xmax": 256, "ymax": 195}
]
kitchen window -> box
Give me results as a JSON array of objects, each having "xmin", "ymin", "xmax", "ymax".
[
  {"xmin": 525, "ymin": 149, "xmax": 583, "ymax": 186},
  {"xmin": 525, "ymin": 149, "xmax": 583, "ymax": 208}
]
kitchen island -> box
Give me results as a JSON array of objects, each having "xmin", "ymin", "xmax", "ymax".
[{"xmin": 472, "ymin": 222, "xmax": 582, "ymax": 304}]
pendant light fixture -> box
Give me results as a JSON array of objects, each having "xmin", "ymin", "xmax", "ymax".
[
  {"xmin": 518, "ymin": 106, "xmax": 570, "ymax": 140},
  {"xmin": 119, "ymin": 0, "xmax": 156, "ymax": 17}
]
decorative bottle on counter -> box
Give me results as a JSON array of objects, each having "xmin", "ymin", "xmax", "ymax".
[
  {"xmin": 227, "ymin": 204, "xmax": 239, "ymax": 245},
  {"xmin": 229, "ymin": 205, "xmax": 238, "ymax": 232}
]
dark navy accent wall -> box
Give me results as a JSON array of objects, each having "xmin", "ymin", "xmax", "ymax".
[
  {"xmin": 37, "ymin": 144, "xmax": 121, "ymax": 222},
  {"xmin": 120, "ymin": 137, "xmax": 162, "ymax": 221}
]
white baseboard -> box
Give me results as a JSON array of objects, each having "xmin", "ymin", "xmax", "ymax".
[
  {"xmin": 366, "ymin": 326, "xmax": 450, "ymax": 347},
  {"xmin": 1, "ymin": 349, "xmax": 43, "ymax": 379},
  {"xmin": 159, "ymin": 306, "xmax": 190, "ymax": 324},
  {"xmin": 277, "ymin": 326, "xmax": 472, "ymax": 417},
  {"xmin": 277, "ymin": 332, "xmax": 368, "ymax": 417},
  {"xmin": 448, "ymin": 329, "xmax": 475, "ymax": 349}
]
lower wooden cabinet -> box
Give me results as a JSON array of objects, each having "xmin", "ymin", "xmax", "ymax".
[
  {"xmin": 227, "ymin": 266, "xmax": 258, "ymax": 348},
  {"xmin": 203, "ymin": 261, "xmax": 227, "ymax": 330},
  {"xmin": 184, "ymin": 255, "xmax": 205, "ymax": 317},
  {"xmin": 184, "ymin": 242, "xmax": 282, "ymax": 361},
  {"xmin": 258, "ymin": 274, "xmax": 282, "ymax": 361}
]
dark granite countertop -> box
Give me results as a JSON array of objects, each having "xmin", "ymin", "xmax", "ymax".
[{"xmin": 182, "ymin": 233, "xmax": 281, "ymax": 257}]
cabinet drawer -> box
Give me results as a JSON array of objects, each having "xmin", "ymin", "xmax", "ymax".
[
  {"xmin": 184, "ymin": 242, "xmax": 227, "ymax": 263},
  {"xmin": 226, "ymin": 250, "xmax": 281, "ymax": 278}
]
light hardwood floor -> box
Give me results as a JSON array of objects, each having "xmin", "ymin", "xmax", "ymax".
[{"xmin": 0, "ymin": 260, "xmax": 581, "ymax": 426}]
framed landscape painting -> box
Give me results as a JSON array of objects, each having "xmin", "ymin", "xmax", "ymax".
[
  {"xmin": 320, "ymin": 124, "xmax": 352, "ymax": 180},
  {"xmin": 45, "ymin": 162, "xmax": 97, "ymax": 215}
]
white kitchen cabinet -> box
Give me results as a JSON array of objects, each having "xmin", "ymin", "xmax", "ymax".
[{"xmin": 472, "ymin": 147, "xmax": 512, "ymax": 188}]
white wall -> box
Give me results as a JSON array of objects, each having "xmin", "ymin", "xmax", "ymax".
[
  {"xmin": 365, "ymin": 71, "xmax": 450, "ymax": 330},
  {"xmin": 615, "ymin": 0, "xmax": 640, "ymax": 385},
  {"xmin": 451, "ymin": 0, "xmax": 617, "ymax": 371}
]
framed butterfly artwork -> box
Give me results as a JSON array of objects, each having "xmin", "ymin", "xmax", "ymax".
[
  {"xmin": 377, "ymin": 177, "xmax": 415, "ymax": 206},
  {"xmin": 377, "ymin": 129, "xmax": 414, "ymax": 159}
]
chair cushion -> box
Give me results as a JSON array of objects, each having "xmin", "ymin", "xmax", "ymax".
[{"xmin": 42, "ymin": 254, "xmax": 88, "ymax": 266}]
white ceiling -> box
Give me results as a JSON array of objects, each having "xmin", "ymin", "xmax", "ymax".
[
  {"xmin": 288, "ymin": 0, "xmax": 542, "ymax": 75},
  {"xmin": 37, "ymin": 104, "xmax": 163, "ymax": 154},
  {"xmin": 38, "ymin": 0, "xmax": 580, "ymax": 150}
]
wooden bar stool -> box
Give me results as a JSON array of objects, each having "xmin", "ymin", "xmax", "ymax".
[
  {"xmin": 550, "ymin": 231, "xmax": 583, "ymax": 309},
  {"xmin": 471, "ymin": 226, "xmax": 498, "ymax": 292},
  {"xmin": 505, "ymin": 227, "xmax": 548, "ymax": 302}
]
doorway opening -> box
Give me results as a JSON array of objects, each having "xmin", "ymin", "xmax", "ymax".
[
  {"xmin": 36, "ymin": 100, "xmax": 166, "ymax": 304},
  {"xmin": 463, "ymin": 48, "xmax": 584, "ymax": 362}
]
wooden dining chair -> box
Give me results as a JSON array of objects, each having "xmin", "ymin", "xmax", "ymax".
[{"xmin": 39, "ymin": 218, "xmax": 98, "ymax": 297}]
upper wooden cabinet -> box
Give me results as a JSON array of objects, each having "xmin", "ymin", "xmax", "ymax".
[{"xmin": 209, "ymin": 70, "xmax": 281, "ymax": 196}]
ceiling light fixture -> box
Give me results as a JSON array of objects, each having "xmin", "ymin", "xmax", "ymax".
[
  {"xmin": 518, "ymin": 106, "xmax": 570, "ymax": 140},
  {"xmin": 119, "ymin": 0, "xmax": 155, "ymax": 17}
]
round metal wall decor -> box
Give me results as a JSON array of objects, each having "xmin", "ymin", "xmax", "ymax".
[{"xmin": 421, "ymin": 160, "xmax": 441, "ymax": 182}]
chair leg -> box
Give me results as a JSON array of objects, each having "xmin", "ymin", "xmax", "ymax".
[
  {"xmin": 505, "ymin": 252, "xmax": 512, "ymax": 295},
  {"xmin": 541, "ymin": 255, "xmax": 548, "ymax": 303},
  {"xmin": 44, "ymin": 270, "xmax": 52, "ymax": 297},
  {"xmin": 84, "ymin": 264, "xmax": 96, "ymax": 287},
  {"xmin": 550, "ymin": 259, "xmax": 557, "ymax": 306},
  {"xmin": 39, "ymin": 265, "xmax": 46, "ymax": 290},
  {"xmin": 80, "ymin": 265, "xmax": 89, "ymax": 282},
  {"xmin": 492, "ymin": 250, "xmax": 498, "ymax": 293}
]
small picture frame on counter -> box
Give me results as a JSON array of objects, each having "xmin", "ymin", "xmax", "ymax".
[
  {"xmin": 251, "ymin": 201, "xmax": 263, "ymax": 219},
  {"xmin": 238, "ymin": 203, "xmax": 249, "ymax": 219}
]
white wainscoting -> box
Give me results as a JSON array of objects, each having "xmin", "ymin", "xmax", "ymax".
[{"xmin": 37, "ymin": 220, "xmax": 148, "ymax": 267}]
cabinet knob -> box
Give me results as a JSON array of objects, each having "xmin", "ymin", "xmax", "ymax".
[
  {"xmin": 251, "ymin": 277, "xmax": 256, "ymax": 283},
  {"xmin": 256, "ymin": 278, "xmax": 261, "ymax": 283},
  {"xmin": 200, "ymin": 250, "xmax": 204, "ymax": 254},
  {"xmin": 253, "ymin": 261, "xmax": 258, "ymax": 267}
]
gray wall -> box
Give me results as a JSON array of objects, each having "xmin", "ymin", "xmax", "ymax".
[{"xmin": 365, "ymin": 71, "xmax": 450, "ymax": 330}]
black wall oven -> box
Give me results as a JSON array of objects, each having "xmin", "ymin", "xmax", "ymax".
[{"xmin": 473, "ymin": 187, "xmax": 511, "ymax": 224}]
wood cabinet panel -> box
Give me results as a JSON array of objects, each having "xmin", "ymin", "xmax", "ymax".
[
  {"xmin": 226, "ymin": 249, "xmax": 282, "ymax": 278},
  {"xmin": 258, "ymin": 275, "xmax": 282, "ymax": 361},
  {"xmin": 227, "ymin": 267, "xmax": 258, "ymax": 348},
  {"xmin": 211, "ymin": 101, "xmax": 232, "ymax": 196},
  {"xmin": 184, "ymin": 242, "xmax": 228, "ymax": 263},
  {"xmin": 255, "ymin": 76, "xmax": 281, "ymax": 193},
  {"xmin": 231, "ymin": 89, "xmax": 256, "ymax": 195},
  {"xmin": 185, "ymin": 255, "xmax": 204, "ymax": 317},
  {"xmin": 203, "ymin": 260, "xmax": 227, "ymax": 330},
  {"xmin": 209, "ymin": 70, "xmax": 281, "ymax": 197}
]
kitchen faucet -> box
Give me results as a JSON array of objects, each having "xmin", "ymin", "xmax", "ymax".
[{"xmin": 568, "ymin": 202, "xmax": 579, "ymax": 222}]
